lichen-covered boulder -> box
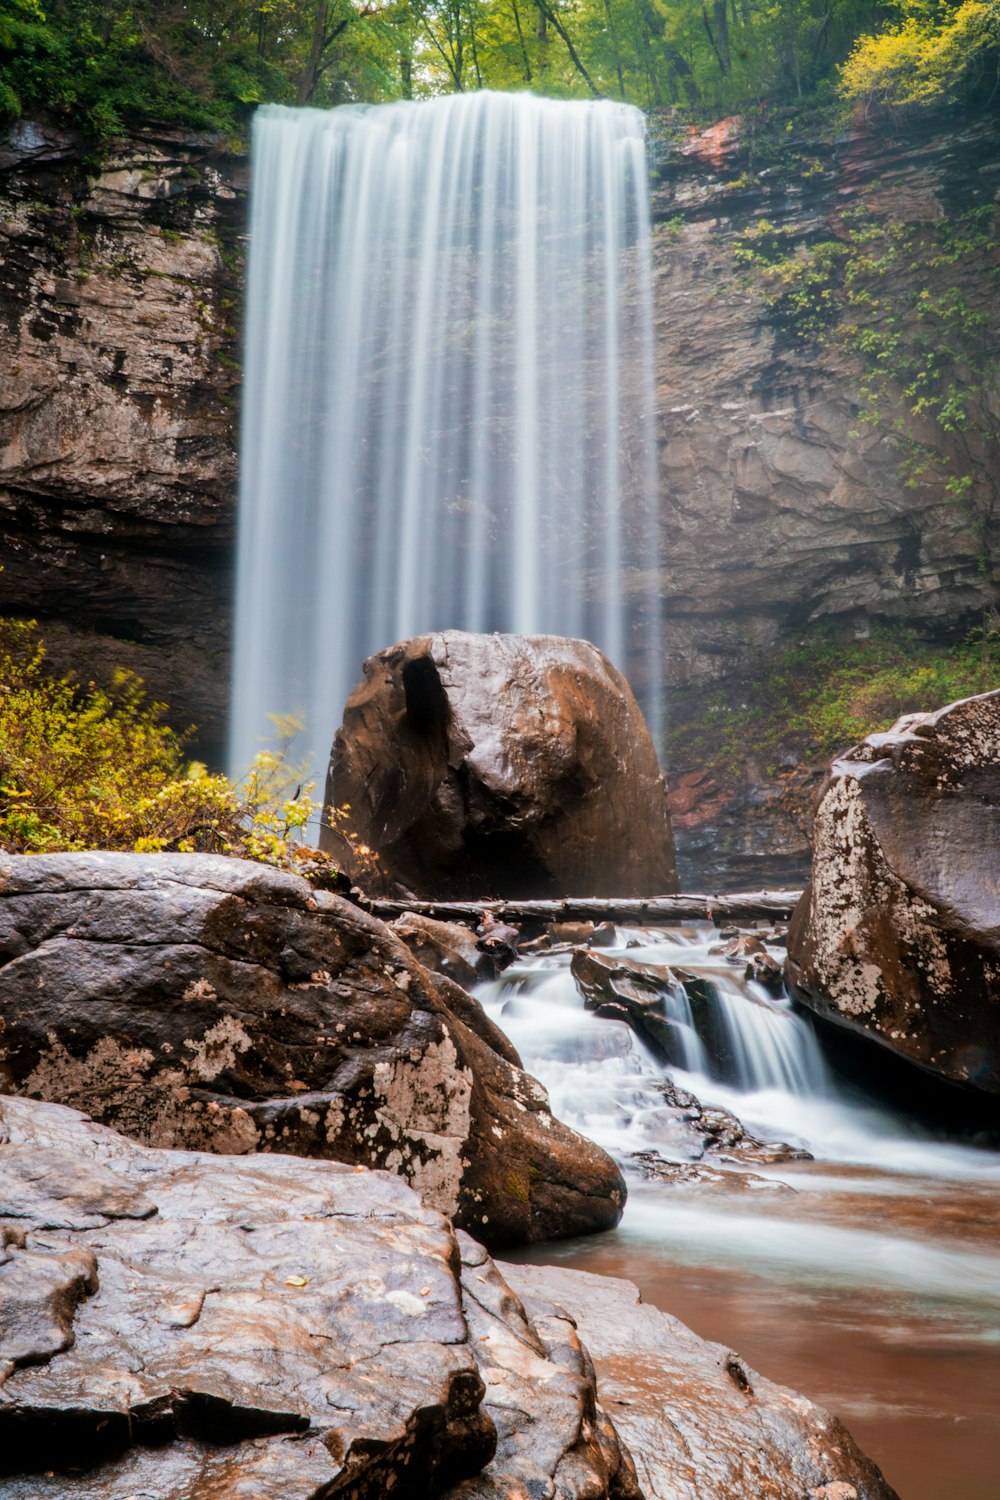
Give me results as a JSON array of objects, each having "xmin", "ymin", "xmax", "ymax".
[
  {"xmin": 0, "ymin": 852, "xmax": 625, "ymax": 1246},
  {"xmin": 0, "ymin": 1094, "xmax": 638, "ymax": 1499},
  {"xmin": 785, "ymin": 690, "xmax": 1000, "ymax": 1094},
  {"xmin": 324, "ymin": 631, "xmax": 678, "ymax": 898}
]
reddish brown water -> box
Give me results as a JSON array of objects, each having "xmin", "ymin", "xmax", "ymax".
[
  {"xmin": 507, "ymin": 1167, "xmax": 1000, "ymax": 1500},
  {"xmin": 483, "ymin": 931, "xmax": 1000, "ymax": 1499}
]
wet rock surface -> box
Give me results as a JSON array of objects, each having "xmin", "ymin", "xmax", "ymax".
[
  {"xmin": 390, "ymin": 911, "xmax": 485, "ymax": 988},
  {"xmin": 571, "ymin": 948, "xmax": 702, "ymax": 1067},
  {"xmin": 0, "ymin": 852, "xmax": 625, "ymax": 1247},
  {"xmin": 786, "ymin": 690, "xmax": 1000, "ymax": 1095},
  {"xmin": 500, "ymin": 1262, "xmax": 899, "ymax": 1500},
  {"xmin": 326, "ymin": 631, "xmax": 678, "ymax": 899},
  {"xmin": 620, "ymin": 1084, "xmax": 809, "ymax": 1173},
  {"xmin": 0, "ymin": 1094, "xmax": 635, "ymax": 1499},
  {"xmin": 449, "ymin": 1234, "xmax": 641, "ymax": 1500}
]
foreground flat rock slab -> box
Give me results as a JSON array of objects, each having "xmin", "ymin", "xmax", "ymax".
[
  {"xmin": 786, "ymin": 691, "xmax": 1000, "ymax": 1094},
  {"xmin": 0, "ymin": 1094, "xmax": 490, "ymax": 1495},
  {"xmin": 0, "ymin": 852, "xmax": 624, "ymax": 1247},
  {"xmin": 501, "ymin": 1263, "xmax": 899, "ymax": 1500},
  {"xmin": 325, "ymin": 631, "xmax": 678, "ymax": 898},
  {"xmin": 0, "ymin": 1095, "xmax": 639, "ymax": 1499}
]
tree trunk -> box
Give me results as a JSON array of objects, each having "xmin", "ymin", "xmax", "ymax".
[
  {"xmin": 296, "ymin": 0, "xmax": 329, "ymax": 105},
  {"xmin": 533, "ymin": 0, "xmax": 603, "ymax": 96},
  {"xmin": 511, "ymin": 0, "xmax": 533, "ymax": 82},
  {"xmin": 603, "ymin": 0, "xmax": 627, "ymax": 98},
  {"xmin": 359, "ymin": 890, "xmax": 804, "ymax": 926}
]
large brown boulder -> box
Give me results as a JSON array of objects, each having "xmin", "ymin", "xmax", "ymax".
[
  {"xmin": 324, "ymin": 631, "xmax": 678, "ymax": 898},
  {"xmin": 785, "ymin": 690, "xmax": 1000, "ymax": 1095},
  {"xmin": 0, "ymin": 1094, "xmax": 638, "ymax": 1498},
  {"xmin": 0, "ymin": 852, "xmax": 625, "ymax": 1247}
]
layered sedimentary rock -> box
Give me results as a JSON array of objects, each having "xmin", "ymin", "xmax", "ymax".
[
  {"xmin": 652, "ymin": 110, "xmax": 1000, "ymax": 691},
  {"xmin": 0, "ymin": 852, "xmax": 625, "ymax": 1246},
  {"xmin": 0, "ymin": 120, "xmax": 243, "ymax": 764},
  {"xmin": 325, "ymin": 631, "xmax": 678, "ymax": 898},
  {"xmin": 652, "ymin": 109, "xmax": 1000, "ymax": 886},
  {"xmin": 0, "ymin": 1094, "xmax": 637, "ymax": 1498},
  {"xmin": 501, "ymin": 1263, "xmax": 898, "ymax": 1500},
  {"xmin": 785, "ymin": 690, "xmax": 1000, "ymax": 1094}
]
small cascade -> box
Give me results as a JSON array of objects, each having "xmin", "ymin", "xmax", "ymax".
[
  {"xmin": 492, "ymin": 927, "xmax": 1000, "ymax": 1500},
  {"xmin": 479, "ymin": 924, "xmax": 998, "ymax": 1173},
  {"xmin": 690, "ymin": 975, "xmax": 830, "ymax": 1095},
  {"xmin": 231, "ymin": 92, "xmax": 659, "ymax": 783},
  {"xmin": 655, "ymin": 980, "xmax": 709, "ymax": 1076}
]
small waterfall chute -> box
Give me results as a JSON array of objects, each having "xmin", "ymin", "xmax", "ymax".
[{"xmin": 685, "ymin": 974, "xmax": 832, "ymax": 1095}]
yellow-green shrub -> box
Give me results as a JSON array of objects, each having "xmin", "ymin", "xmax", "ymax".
[
  {"xmin": 0, "ymin": 619, "xmax": 357, "ymax": 878},
  {"xmin": 839, "ymin": 2, "xmax": 1000, "ymax": 110}
]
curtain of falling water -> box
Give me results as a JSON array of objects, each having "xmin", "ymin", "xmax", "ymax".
[{"xmin": 230, "ymin": 92, "xmax": 660, "ymax": 786}]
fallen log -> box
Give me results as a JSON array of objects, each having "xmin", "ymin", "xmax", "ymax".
[{"xmin": 359, "ymin": 890, "xmax": 803, "ymax": 926}]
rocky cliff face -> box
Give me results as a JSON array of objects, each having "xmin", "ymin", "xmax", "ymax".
[
  {"xmin": 650, "ymin": 106, "xmax": 1000, "ymax": 885},
  {"xmin": 0, "ymin": 119, "xmax": 244, "ymax": 764},
  {"xmin": 651, "ymin": 108, "xmax": 1000, "ymax": 694},
  {"xmin": 1, "ymin": 108, "xmax": 997, "ymax": 879}
]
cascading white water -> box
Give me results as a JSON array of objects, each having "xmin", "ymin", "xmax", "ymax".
[
  {"xmin": 478, "ymin": 925, "xmax": 1000, "ymax": 1173},
  {"xmin": 699, "ymin": 975, "xmax": 830, "ymax": 1095},
  {"xmin": 489, "ymin": 929, "xmax": 1000, "ymax": 1500},
  {"xmin": 230, "ymin": 91, "xmax": 659, "ymax": 783}
]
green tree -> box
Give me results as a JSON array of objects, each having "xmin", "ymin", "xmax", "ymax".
[{"xmin": 839, "ymin": 0, "xmax": 1000, "ymax": 110}]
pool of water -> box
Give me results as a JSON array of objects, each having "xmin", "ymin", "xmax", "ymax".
[{"xmin": 480, "ymin": 926, "xmax": 1000, "ymax": 1499}]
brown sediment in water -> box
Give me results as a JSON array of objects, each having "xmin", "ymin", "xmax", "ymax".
[{"xmin": 506, "ymin": 1166, "xmax": 1000, "ymax": 1500}]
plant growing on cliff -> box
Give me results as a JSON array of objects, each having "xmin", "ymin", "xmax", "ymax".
[
  {"xmin": 733, "ymin": 201, "xmax": 1000, "ymax": 597},
  {"xmin": 733, "ymin": 219, "xmax": 846, "ymax": 341},
  {"xmin": 665, "ymin": 622, "xmax": 1000, "ymax": 796}
]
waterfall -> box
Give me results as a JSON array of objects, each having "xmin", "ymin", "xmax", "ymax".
[
  {"xmin": 477, "ymin": 925, "xmax": 992, "ymax": 1170},
  {"xmin": 230, "ymin": 91, "xmax": 659, "ymax": 787},
  {"xmin": 695, "ymin": 976, "xmax": 830, "ymax": 1095}
]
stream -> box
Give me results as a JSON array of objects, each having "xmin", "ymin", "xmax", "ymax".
[{"xmin": 478, "ymin": 925, "xmax": 1000, "ymax": 1500}]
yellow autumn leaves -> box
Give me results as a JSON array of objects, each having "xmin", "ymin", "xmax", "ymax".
[{"xmin": 840, "ymin": 1, "xmax": 1000, "ymax": 110}]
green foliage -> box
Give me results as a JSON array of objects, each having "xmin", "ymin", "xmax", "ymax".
[
  {"xmin": 0, "ymin": 620, "xmax": 373, "ymax": 882},
  {"xmin": 0, "ymin": 0, "xmax": 410, "ymax": 138},
  {"xmin": 733, "ymin": 220, "xmax": 846, "ymax": 340},
  {"xmin": 665, "ymin": 624, "xmax": 1000, "ymax": 785},
  {"xmin": 5, "ymin": 0, "xmax": 991, "ymax": 135},
  {"xmin": 0, "ymin": 618, "xmax": 228, "ymax": 852},
  {"xmin": 839, "ymin": 0, "xmax": 1000, "ymax": 110}
]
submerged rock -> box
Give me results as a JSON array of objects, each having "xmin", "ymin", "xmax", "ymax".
[
  {"xmin": 324, "ymin": 630, "xmax": 678, "ymax": 898},
  {"xmin": 0, "ymin": 1094, "xmax": 635, "ymax": 1498},
  {"xmin": 0, "ymin": 852, "xmax": 625, "ymax": 1248},
  {"xmin": 500, "ymin": 1262, "xmax": 899, "ymax": 1500},
  {"xmin": 786, "ymin": 691, "xmax": 1000, "ymax": 1095}
]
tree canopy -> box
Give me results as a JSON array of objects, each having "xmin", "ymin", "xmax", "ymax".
[{"xmin": 0, "ymin": 1, "xmax": 996, "ymax": 137}]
